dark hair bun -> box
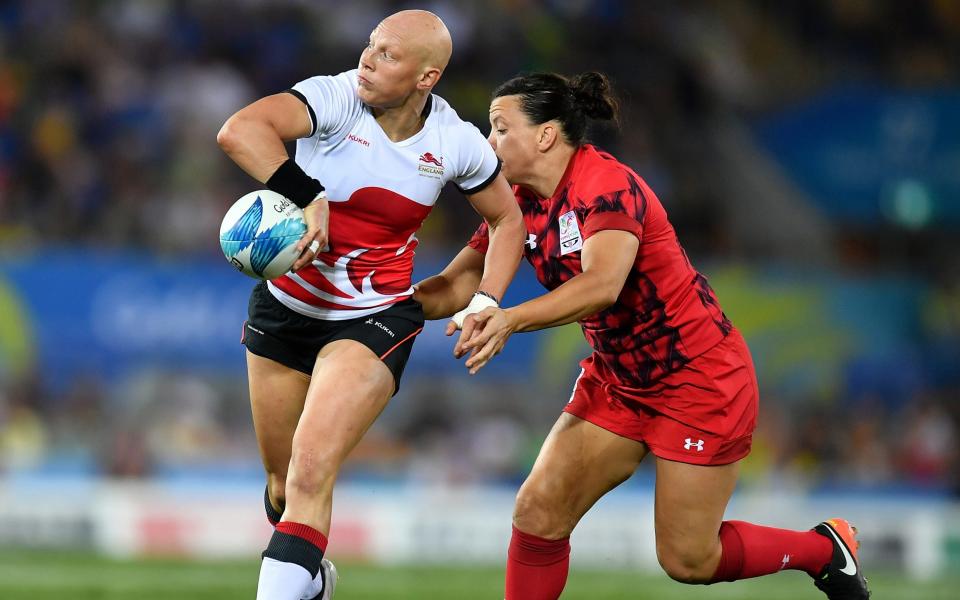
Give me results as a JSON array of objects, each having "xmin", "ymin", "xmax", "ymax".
[
  {"xmin": 569, "ymin": 72, "xmax": 618, "ymax": 122},
  {"xmin": 493, "ymin": 70, "xmax": 620, "ymax": 144}
]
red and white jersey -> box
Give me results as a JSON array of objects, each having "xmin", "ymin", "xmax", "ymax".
[{"xmin": 268, "ymin": 69, "xmax": 500, "ymax": 320}]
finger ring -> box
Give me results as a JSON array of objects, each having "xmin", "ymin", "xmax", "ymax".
[{"xmin": 309, "ymin": 240, "xmax": 320, "ymax": 253}]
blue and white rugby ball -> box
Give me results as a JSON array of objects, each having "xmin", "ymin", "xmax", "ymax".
[{"xmin": 219, "ymin": 190, "xmax": 307, "ymax": 280}]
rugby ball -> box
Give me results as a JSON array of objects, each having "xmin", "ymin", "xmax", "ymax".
[{"xmin": 219, "ymin": 190, "xmax": 307, "ymax": 280}]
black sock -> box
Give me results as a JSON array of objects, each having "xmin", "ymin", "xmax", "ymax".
[
  {"xmin": 263, "ymin": 522, "xmax": 327, "ymax": 579},
  {"xmin": 264, "ymin": 485, "xmax": 283, "ymax": 526}
]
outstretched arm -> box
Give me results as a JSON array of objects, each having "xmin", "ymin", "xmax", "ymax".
[
  {"xmin": 413, "ymin": 245, "xmax": 485, "ymax": 320},
  {"xmin": 459, "ymin": 229, "xmax": 639, "ymax": 374},
  {"xmin": 464, "ymin": 174, "xmax": 525, "ymax": 304},
  {"xmin": 411, "ymin": 173, "xmax": 525, "ymax": 345}
]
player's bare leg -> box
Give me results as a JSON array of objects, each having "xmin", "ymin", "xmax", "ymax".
[
  {"xmin": 282, "ymin": 339, "xmax": 394, "ymax": 532},
  {"xmin": 654, "ymin": 458, "xmax": 867, "ymax": 598},
  {"xmin": 505, "ymin": 413, "xmax": 648, "ymax": 600},
  {"xmin": 248, "ymin": 352, "xmax": 338, "ymax": 598},
  {"xmin": 513, "ymin": 414, "xmax": 649, "ymax": 537},
  {"xmin": 257, "ymin": 339, "xmax": 394, "ymax": 600},
  {"xmin": 652, "ymin": 458, "xmax": 738, "ymax": 582},
  {"xmin": 247, "ymin": 351, "xmax": 310, "ymax": 522}
]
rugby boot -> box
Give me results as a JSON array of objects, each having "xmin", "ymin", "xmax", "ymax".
[{"xmin": 813, "ymin": 518, "xmax": 870, "ymax": 599}]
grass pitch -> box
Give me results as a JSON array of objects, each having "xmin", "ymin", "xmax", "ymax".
[{"xmin": 0, "ymin": 550, "xmax": 955, "ymax": 599}]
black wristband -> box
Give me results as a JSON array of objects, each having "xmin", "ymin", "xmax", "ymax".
[
  {"xmin": 475, "ymin": 290, "xmax": 499, "ymax": 305},
  {"xmin": 266, "ymin": 158, "xmax": 325, "ymax": 209}
]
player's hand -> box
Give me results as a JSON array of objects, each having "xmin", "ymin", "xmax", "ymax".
[
  {"xmin": 450, "ymin": 312, "xmax": 483, "ymax": 357},
  {"xmin": 293, "ymin": 197, "xmax": 330, "ymax": 271},
  {"xmin": 444, "ymin": 318, "xmax": 458, "ymax": 337},
  {"xmin": 460, "ymin": 307, "xmax": 515, "ymax": 375},
  {"xmin": 445, "ymin": 292, "xmax": 499, "ymax": 347}
]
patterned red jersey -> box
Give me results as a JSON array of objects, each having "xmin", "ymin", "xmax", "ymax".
[{"xmin": 469, "ymin": 145, "xmax": 732, "ymax": 387}]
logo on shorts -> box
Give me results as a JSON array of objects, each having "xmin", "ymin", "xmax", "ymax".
[
  {"xmin": 684, "ymin": 438, "xmax": 704, "ymax": 452},
  {"xmin": 365, "ymin": 318, "xmax": 395, "ymax": 338}
]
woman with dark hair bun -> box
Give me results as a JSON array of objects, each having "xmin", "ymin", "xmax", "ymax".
[{"xmin": 414, "ymin": 71, "xmax": 868, "ymax": 600}]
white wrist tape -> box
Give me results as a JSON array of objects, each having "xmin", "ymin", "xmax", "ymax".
[{"xmin": 451, "ymin": 293, "xmax": 499, "ymax": 328}]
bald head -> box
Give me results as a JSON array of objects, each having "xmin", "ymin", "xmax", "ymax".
[{"xmin": 378, "ymin": 10, "xmax": 452, "ymax": 72}]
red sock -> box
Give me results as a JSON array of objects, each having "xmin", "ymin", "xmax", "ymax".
[
  {"xmin": 711, "ymin": 520, "xmax": 832, "ymax": 582},
  {"xmin": 504, "ymin": 526, "xmax": 570, "ymax": 600}
]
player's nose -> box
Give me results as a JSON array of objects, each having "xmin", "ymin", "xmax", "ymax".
[
  {"xmin": 486, "ymin": 131, "xmax": 497, "ymax": 150},
  {"xmin": 359, "ymin": 51, "xmax": 373, "ymax": 72}
]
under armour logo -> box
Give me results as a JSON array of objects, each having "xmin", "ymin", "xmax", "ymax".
[
  {"xmin": 683, "ymin": 438, "xmax": 704, "ymax": 451},
  {"xmin": 780, "ymin": 554, "xmax": 791, "ymax": 570},
  {"xmin": 525, "ymin": 233, "xmax": 538, "ymax": 250}
]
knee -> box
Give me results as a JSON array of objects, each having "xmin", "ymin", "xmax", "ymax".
[
  {"xmin": 285, "ymin": 444, "xmax": 340, "ymax": 498},
  {"xmin": 656, "ymin": 539, "xmax": 717, "ymax": 584},
  {"xmin": 512, "ymin": 481, "xmax": 573, "ymax": 540}
]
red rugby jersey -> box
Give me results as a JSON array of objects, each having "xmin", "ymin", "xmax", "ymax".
[{"xmin": 469, "ymin": 145, "xmax": 732, "ymax": 387}]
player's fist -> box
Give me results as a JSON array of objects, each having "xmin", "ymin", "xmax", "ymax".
[{"xmin": 293, "ymin": 197, "xmax": 330, "ymax": 271}]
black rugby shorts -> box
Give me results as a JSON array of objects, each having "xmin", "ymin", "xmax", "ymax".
[{"xmin": 242, "ymin": 281, "xmax": 424, "ymax": 393}]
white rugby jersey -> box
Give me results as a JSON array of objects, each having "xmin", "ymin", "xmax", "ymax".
[{"xmin": 267, "ymin": 69, "xmax": 500, "ymax": 320}]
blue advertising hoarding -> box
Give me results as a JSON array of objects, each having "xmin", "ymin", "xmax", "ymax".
[
  {"xmin": 0, "ymin": 249, "xmax": 555, "ymax": 389},
  {"xmin": 0, "ymin": 249, "xmax": 947, "ymax": 402}
]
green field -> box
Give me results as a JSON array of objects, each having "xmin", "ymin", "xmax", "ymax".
[{"xmin": 0, "ymin": 550, "xmax": 955, "ymax": 599}]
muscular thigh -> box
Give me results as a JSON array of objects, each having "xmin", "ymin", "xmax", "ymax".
[
  {"xmin": 247, "ymin": 350, "xmax": 311, "ymax": 476},
  {"xmin": 654, "ymin": 458, "xmax": 739, "ymax": 558},
  {"xmin": 517, "ymin": 413, "xmax": 648, "ymax": 538},
  {"xmin": 293, "ymin": 339, "xmax": 396, "ymax": 468}
]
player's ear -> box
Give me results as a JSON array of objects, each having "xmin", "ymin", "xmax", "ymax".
[
  {"xmin": 537, "ymin": 122, "xmax": 559, "ymax": 152},
  {"xmin": 417, "ymin": 67, "xmax": 442, "ymax": 91}
]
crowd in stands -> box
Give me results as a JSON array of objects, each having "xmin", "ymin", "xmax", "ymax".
[{"xmin": 0, "ymin": 0, "xmax": 957, "ymax": 494}]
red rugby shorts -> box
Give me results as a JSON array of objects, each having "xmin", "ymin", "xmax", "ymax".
[{"xmin": 564, "ymin": 329, "xmax": 758, "ymax": 465}]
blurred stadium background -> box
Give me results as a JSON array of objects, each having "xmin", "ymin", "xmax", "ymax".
[{"xmin": 1, "ymin": 0, "xmax": 959, "ymax": 598}]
